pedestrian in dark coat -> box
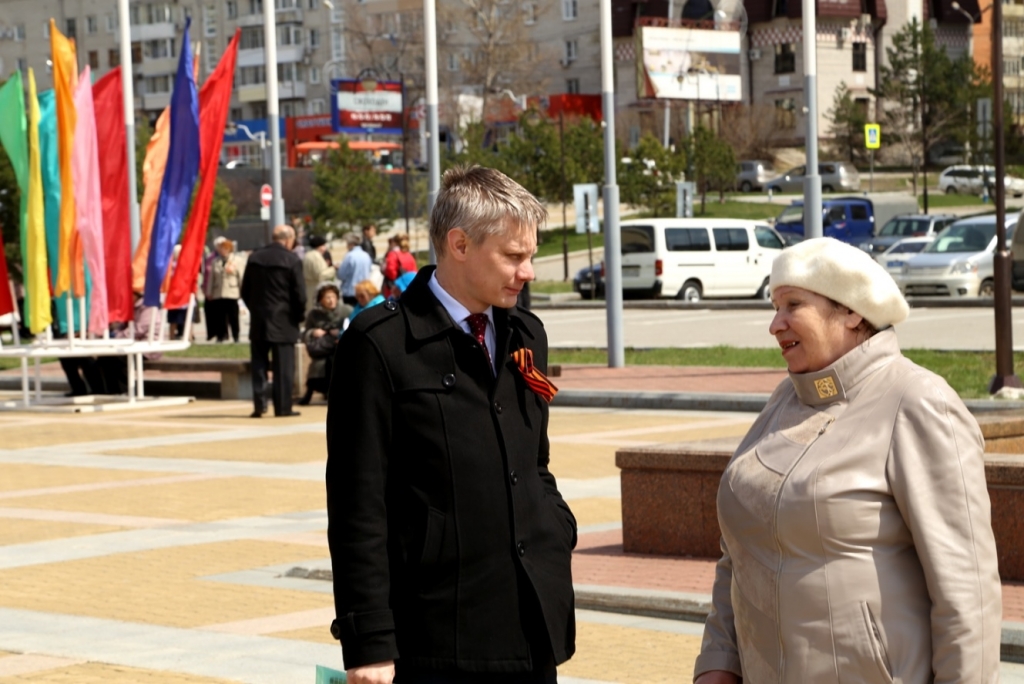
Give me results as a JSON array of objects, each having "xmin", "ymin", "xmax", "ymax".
[
  {"xmin": 241, "ymin": 224, "xmax": 306, "ymax": 417},
  {"xmin": 326, "ymin": 166, "xmax": 576, "ymax": 684}
]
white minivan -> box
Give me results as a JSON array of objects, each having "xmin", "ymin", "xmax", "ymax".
[{"xmin": 619, "ymin": 219, "xmax": 785, "ymax": 300}]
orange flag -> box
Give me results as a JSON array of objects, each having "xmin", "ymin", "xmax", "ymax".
[
  {"xmin": 50, "ymin": 19, "xmax": 79, "ymax": 298},
  {"xmin": 131, "ymin": 107, "xmax": 170, "ymax": 294}
]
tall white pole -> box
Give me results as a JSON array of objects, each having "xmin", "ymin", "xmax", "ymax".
[
  {"xmin": 802, "ymin": 0, "xmax": 822, "ymax": 238},
  {"xmin": 424, "ymin": 0, "xmax": 441, "ymax": 263},
  {"xmin": 263, "ymin": 0, "xmax": 286, "ymax": 231},
  {"xmin": 118, "ymin": 0, "xmax": 142, "ymax": 253},
  {"xmin": 600, "ymin": 0, "xmax": 624, "ymax": 367},
  {"xmin": 662, "ymin": 0, "xmax": 674, "ymax": 148}
]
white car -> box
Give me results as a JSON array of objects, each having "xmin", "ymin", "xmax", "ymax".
[
  {"xmin": 875, "ymin": 237, "xmax": 934, "ymax": 276},
  {"xmin": 937, "ymin": 165, "xmax": 1024, "ymax": 197},
  {"xmin": 897, "ymin": 215, "xmax": 1018, "ymax": 297}
]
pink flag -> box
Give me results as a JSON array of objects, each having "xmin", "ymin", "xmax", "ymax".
[{"xmin": 72, "ymin": 67, "xmax": 108, "ymax": 334}]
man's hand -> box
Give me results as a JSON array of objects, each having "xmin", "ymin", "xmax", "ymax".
[
  {"xmin": 311, "ymin": 329, "xmax": 327, "ymax": 338},
  {"xmin": 694, "ymin": 671, "xmax": 739, "ymax": 684},
  {"xmin": 347, "ymin": 661, "xmax": 395, "ymax": 684}
]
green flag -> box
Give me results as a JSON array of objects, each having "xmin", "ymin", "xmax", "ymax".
[{"xmin": 0, "ymin": 71, "xmax": 29, "ymax": 323}]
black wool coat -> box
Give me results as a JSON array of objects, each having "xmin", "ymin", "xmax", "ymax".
[
  {"xmin": 240, "ymin": 242, "xmax": 306, "ymax": 343},
  {"xmin": 325, "ymin": 266, "xmax": 577, "ymax": 673}
]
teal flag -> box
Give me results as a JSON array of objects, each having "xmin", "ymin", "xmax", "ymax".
[
  {"xmin": 0, "ymin": 71, "xmax": 29, "ymax": 296},
  {"xmin": 37, "ymin": 89, "xmax": 61, "ymax": 291},
  {"xmin": 54, "ymin": 266, "xmax": 91, "ymax": 335}
]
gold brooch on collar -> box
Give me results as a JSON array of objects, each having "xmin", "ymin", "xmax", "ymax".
[{"xmin": 814, "ymin": 377, "xmax": 839, "ymax": 399}]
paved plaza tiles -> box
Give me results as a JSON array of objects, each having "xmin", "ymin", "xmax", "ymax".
[{"xmin": 3, "ymin": 400, "xmax": 1024, "ymax": 683}]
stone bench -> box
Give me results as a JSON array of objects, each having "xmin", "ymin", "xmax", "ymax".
[
  {"xmin": 617, "ymin": 411, "xmax": 1024, "ymax": 582},
  {"xmin": 145, "ymin": 358, "xmax": 253, "ymax": 400}
]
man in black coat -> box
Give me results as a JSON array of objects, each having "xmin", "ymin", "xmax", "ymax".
[
  {"xmin": 326, "ymin": 166, "xmax": 576, "ymax": 684},
  {"xmin": 240, "ymin": 224, "xmax": 306, "ymax": 418}
]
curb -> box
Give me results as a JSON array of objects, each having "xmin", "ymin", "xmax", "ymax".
[
  {"xmin": 532, "ymin": 297, "xmax": 1024, "ymax": 310},
  {"xmin": 552, "ymin": 389, "xmax": 1024, "ymax": 414}
]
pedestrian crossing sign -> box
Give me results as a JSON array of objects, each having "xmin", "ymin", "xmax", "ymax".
[{"xmin": 865, "ymin": 124, "xmax": 881, "ymax": 149}]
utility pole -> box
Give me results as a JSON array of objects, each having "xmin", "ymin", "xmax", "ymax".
[
  {"xmin": 424, "ymin": 0, "xmax": 441, "ymax": 263},
  {"xmin": 117, "ymin": 0, "xmax": 141, "ymax": 253},
  {"xmin": 663, "ymin": 0, "xmax": 674, "ymax": 148},
  {"xmin": 990, "ymin": 0, "xmax": 1021, "ymax": 392},
  {"xmin": 263, "ymin": 0, "xmax": 285, "ymax": 231},
  {"xmin": 802, "ymin": 0, "xmax": 822, "ymax": 238},
  {"xmin": 600, "ymin": 0, "xmax": 624, "ymax": 367}
]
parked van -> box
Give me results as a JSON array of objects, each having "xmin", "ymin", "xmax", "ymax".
[
  {"xmin": 617, "ymin": 219, "xmax": 785, "ymax": 300},
  {"xmin": 774, "ymin": 195, "xmax": 919, "ymax": 245}
]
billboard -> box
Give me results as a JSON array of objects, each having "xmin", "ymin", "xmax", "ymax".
[
  {"xmin": 330, "ymin": 79, "xmax": 404, "ymax": 135},
  {"xmin": 635, "ymin": 26, "xmax": 742, "ymax": 102}
]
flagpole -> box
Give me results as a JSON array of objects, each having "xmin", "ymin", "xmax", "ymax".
[
  {"xmin": 118, "ymin": 0, "xmax": 142, "ymax": 253},
  {"xmin": 263, "ymin": 0, "xmax": 285, "ymax": 231},
  {"xmin": 424, "ymin": 0, "xmax": 440, "ymax": 263}
]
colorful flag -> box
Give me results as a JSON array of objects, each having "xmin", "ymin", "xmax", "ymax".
[
  {"xmin": 0, "ymin": 229, "xmax": 13, "ymax": 318},
  {"xmin": 72, "ymin": 66, "xmax": 109, "ymax": 335},
  {"xmin": 0, "ymin": 71, "xmax": 29, "ymax": 322},
  {"xmin": 25, "ymin": 69, "xmax": 52, "ymax": 333},
  {"xmin": 38, "ymin": 90, "xmax": 61, "ymax": 290},
  {"xmin": 132, "ymin": 107, "xmax": 169, "ymax": 293},
  {"xmin": 51, "ymin": 19, "xmax": 79, "ymax": 298},
  {"xmin": 167, "ymin": 29, "xmax": 240, "ymax": 310},
  {"xmin": 144, "ymin": 17, "xmax": 200, "ymax": 307},
  {"xmin": 93, "ymin": 67, "xmax": 133, "ymax": 323}
]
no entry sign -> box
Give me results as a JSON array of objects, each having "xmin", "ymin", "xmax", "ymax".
[{"xmin": 260, "ymin": 184, "xmax": 273, "ymax": 208}]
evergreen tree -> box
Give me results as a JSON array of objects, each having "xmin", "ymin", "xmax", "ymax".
[
  {"xmin": 310, "ymin": 136, "xmax": 399, "ymax": 235},
  {"xmin": 826, "ymin": 82, "xmax": 868, "ymax": 163}
]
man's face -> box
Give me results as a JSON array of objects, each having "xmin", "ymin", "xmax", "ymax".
[
  {"xmin": 460, "ymin": 225, "xmax": 536, "ymax": 310},
  {"xmin": 364, "ymin": 225, "xmax": 377, "ymax": 239}
]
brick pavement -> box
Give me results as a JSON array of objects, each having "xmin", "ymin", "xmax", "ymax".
[{"xmin": 554, "ymin": 364, "xmax": 787, "ymax": 394}]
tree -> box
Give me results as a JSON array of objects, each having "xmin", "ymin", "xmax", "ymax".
[
  {"xmin": 618, "ymin": 133, "xmax": 686, "ymax": 216},
  {"xmin": 209, "ymin": 178, "xmax": 237, "ymax": 230},
  {"xmin": 826, "ymin": 83, "xmax": 868, "ymax": 163},
  {"xmin": 719, "ymin": 104, "xmax": 779, "ymax": 162},
  {"xmin": 310, "ymin": 137, "xmax": 399, "ymax": 234},
  {"xmin": 0, "ymin": 142, "xmax": 19, "ymax": 278},
  {"xmin": 872, "ymin": 18, "xmax": 973, "ymax": 211},
  {"xmin": 688, "ymin": 127, "xmax": 736, "ymax": 210}
]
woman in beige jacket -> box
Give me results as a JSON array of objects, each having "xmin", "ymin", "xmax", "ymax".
[{"xmin": 695, "ymin": 238, "xmax": 1001, "ymax": 684}]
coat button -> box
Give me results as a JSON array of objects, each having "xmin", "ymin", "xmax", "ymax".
[
  {"xmin": 510, "ymin": 470, "xmax": 518, "ymax": 485},
  {"xmin": 517, "ymin": 541, "xmax": 526, "ymax": 557},
  {"xmin": 384, "ymin": 299, "xmax": 397, "ymax": 311},
  {"xmin": 330, "ymin": 619, "xmax": 342, "ymax": 640},
  {"xmin": 442, "ymin": 373, "xmax": 456, "ymax": 388},
  {"xmin": 494, "ymin": 401, "xmax": 503, "ymax": 414}
]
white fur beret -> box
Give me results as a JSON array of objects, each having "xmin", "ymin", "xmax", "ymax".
[{"xmin": 770, "ymin": 237, "xmax": 910, "ymax": 328}]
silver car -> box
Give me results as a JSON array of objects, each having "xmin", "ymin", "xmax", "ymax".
[
  {"xmin": 897, "ymin": 215, "xmax": 1018, "ymax": 297},
  {"xmin": 764, "ymin": 162, "xmax": 860, "ymax": 194},
  {"xmin": 735, "ymin": 160, "xmax": 775, "ymax": 192}
]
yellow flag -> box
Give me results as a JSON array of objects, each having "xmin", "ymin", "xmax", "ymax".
[
  {"xmin": 26, "ymin": 69, "xmax": 52, "ymax": 333},
  {"xmin": 51, "ymin": 19, "xmax": 78, "ymax": 297}
]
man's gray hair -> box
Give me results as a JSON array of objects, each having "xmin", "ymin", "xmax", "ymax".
[
  {"xmin": 272, "ymin": 225, "xmax": 295, "ymax": 243},
  {"xmin": 345, "ymin": 232, "xmax": 362, "ymax": 248},
  {"xmin": 430, "ymin": 165, "xmax": 546, "ymax": 257}
]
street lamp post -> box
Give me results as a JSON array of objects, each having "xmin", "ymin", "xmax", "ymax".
[
  {"xmin": 263, "ymin": 0, "xmax": 286, "ymax": 231},
  {"xmin": 117, "ymin": 0, "xmax": 142, "ymax": 253},
  {"xmin": 802, "ymin": 0, "xmax": 823, "ymax": 239}
]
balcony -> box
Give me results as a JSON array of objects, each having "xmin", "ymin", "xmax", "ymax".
[
  {"xmin": 130, "ymin": 23, "xmax": 176, "ymax": 41},
  {"xmin": 142, "ymin": 92, "xmax": 171, "ymax": 111},
  {"xmin": 236, "ymin": 44, "xmax": 306, "ymax": 68},
  {"xmin": 236, "ymin": 81, "xmax": 307, "ymax": 102},
  {"xmin": 139, "ymin": 57, "xmax": 177, "ymax": 75}
]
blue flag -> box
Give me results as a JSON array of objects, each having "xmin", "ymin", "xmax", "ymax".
[{"xmin": 144, "ymin": 17, "xmax": 200, "ymax": 307}]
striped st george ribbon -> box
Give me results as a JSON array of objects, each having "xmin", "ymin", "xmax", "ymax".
[{"xmin": 511, "ymin": 348, "xmax": 559, "ymax": 403}]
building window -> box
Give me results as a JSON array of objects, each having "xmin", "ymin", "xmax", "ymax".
[
  {"xmin": 774, "ymin": 98, "xmax": 796, "ymax": 129},
  {"xmin": 205, "ymin": 38, "xmax": 218, "ymax": 72},
  {"xmin": 277, "ymin": 62, "xmax": 305, "ymax": 83},
  {"xmin": 87, "ymin": 16, "xmax": 98, "ymax": 34},
  {"xmin": 447, "ymin": 52, "xmax": 460, "ymax": 71},
  {"xmin": 277, "ymin": 25, "xmax": 303, "ymax": 45},
  {"xmin": 227, "ymin": 1, "xmax": 239, "ymax": 18},
  {"xmin": 66, "ymin": 18, "xmax": 77, "ymax": 39},
  {"xmin": 130, "ymin": 5, "xmax": 141, "ymax": 25},
  {"xmin": 523, "ymin": 2, "xmax": 536, "ymax": 24},
  {"xmin": 240, "ymin": 65, "xmax": 266, "ymax": 84},
  {"xmin": 106, "ymin": 13, "xmax": 118, "ymax": 32},
  {"xmin": 308, "ymin": 0, "xmax": 318, "ymax": 8},
  {"xmin": 240, "ymin": 27, "xmax": 264, "ymax": 49},
  {"xmin": 566, "ymin": 78, "xmax": 580, "ymax": 94},
  {"xmin": 309, "ymin": 98, "xmax": 327, "ymax": 114},
  {"xmin": 331, "ymin": 28, "xmax": 343, "ymax": 59},
  {"xmin": 562, "ymin": 0, "xmax": 578, "ymax": 20},
  {"xmin": 773, "ymin": 0, "xmax": 787, "ymax": 17},
  {"xmin": 250, "ymin": 0, "xmax": 264, "ymax": 14},
  {"xmin": 14, "ymin": 24, "xmax": 25, "ymax": 40},
  {"xmin": 145, "ymin": 75, "xmax": 172, "ymax": 93},
  {"xmin": 564, "ymin": 39, "xmax": 578, "ymax": 63},
  {"xmin": 143, "ymin": 38, "xmax": 176, "ymax": 59},
  {"xmin": 88, "ymin": 51, "xmax": 99, "ymax": 70},
  {"xmin": 147, "ymin": 4, "xmax": 173, "ymax": 23},
  {"xmin": 852, "ymin": 42, "xmax": 867, "ymax": 72},
  {"xmin": 309, "ymin": 28, "xmax": 320, "ymax": 47},
  {"xmin": 331, "ymin": 6, "xmax": 343, "ymax": 22},
  {"xmin": 774, "ymin": 42, "xmax": 795, "ymax": 74},
  {"xmin": 250, "ymin": 102, "xmax": 267, "ymax": 119},
  {"xmin": 109, "ymin": 49, "xmax": 120, "ymax": 68},
  {"xmin": 281, "ymin": 101, "xmax": 305, "ymax": 117},
  {"xmin": 43, "ymin": 22, "xmax": 49, "ymax": 39},
  {"xmin": 309, "ymin": 66, "xmax": 321, "ymax": 83},
  {"xmin": 17, "ymin": 58, "xmax": 27, "ymax": 74}
]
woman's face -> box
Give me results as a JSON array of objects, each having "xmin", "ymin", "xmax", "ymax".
[
  {"xmin": 769, "ymin": 286, "xmax": 865, "ymax": 373},
  {"xmin": 355, "ymin": 290, "xmax": 372, "ymax": 306},
  {"xmin": 320, "ymin": 290, "xmax": 338, "ymax": 310}
]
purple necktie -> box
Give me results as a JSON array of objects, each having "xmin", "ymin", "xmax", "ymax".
[{"xmin": 465, "ymin": 313, "xmax": 492, "ymax": 368}]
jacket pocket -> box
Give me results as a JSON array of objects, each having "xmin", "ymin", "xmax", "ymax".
[
  {"xmin": 860, "ymin": 601, "xmax": 894, "ymax": 684},
  {"xmin": 419, "ymin": 506, "xmax": 446, "ymax": 567}
]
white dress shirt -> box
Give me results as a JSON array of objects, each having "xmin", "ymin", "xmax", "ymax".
[{"xmin": 428, "ymin": 272, "xmax": 495, "ymax": 373}]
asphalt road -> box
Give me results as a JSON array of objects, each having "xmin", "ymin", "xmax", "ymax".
[{"xmin": 534, "ymin": 306, "xmax": 1024, "ymax": 351}]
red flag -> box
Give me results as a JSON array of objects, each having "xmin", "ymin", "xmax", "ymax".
[
  {"xmin": 92, "ymin": 67, "xmax": 133, "ymax": 324},
  {"xmin": 0, "ymin": 237, "xmax": 14, "ymax": 318},
  {"xmin": 166, "ymin": 29, "xmax": 239, "ymax": 309}
]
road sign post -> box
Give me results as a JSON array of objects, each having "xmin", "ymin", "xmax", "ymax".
[
  {"xmin": 260, "ymin": 184, "xmax": 273, "ymax": 225},
  {"xmin": 864, "ymin": 124, "xmax": 881, "ymax": 194}
]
